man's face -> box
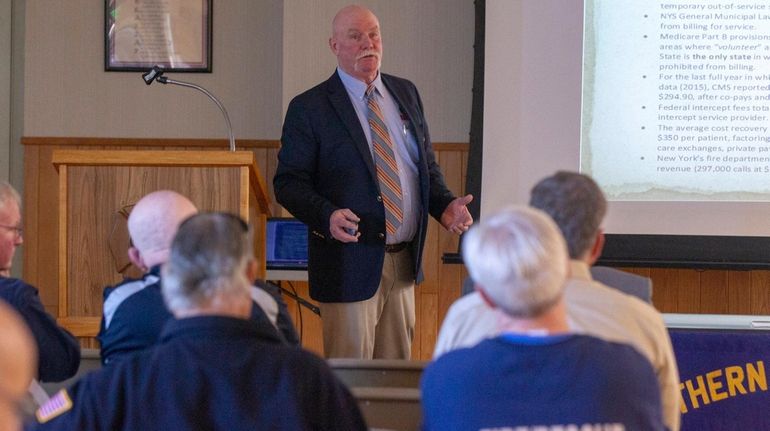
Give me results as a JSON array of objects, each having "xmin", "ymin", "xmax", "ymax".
[
  {"xmin": 329, "ymin": 9, "xmax": 382, "ymax": 83},
  {"xmin": 0, "ymin": 200, "xmax": 22, "ymax": 274}
]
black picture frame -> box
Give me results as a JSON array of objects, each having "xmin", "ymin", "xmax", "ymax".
[{"xmin": 105, "ymin": 0, "xmax": 213, "ymax": 72}]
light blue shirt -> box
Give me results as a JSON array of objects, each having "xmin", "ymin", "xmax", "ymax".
[{"xmin": 337, "ymin": 67, "xmax": 419, "ymax": 244}]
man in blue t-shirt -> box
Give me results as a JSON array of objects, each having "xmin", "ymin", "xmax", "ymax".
[{"xmin": 421, "ymin": 206, "xmax": 665, "ymax": 431}]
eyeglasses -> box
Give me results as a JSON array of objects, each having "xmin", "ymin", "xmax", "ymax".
[{"xmin": 0, "ymin": 224, "xmax": 22, "ymax": 239}]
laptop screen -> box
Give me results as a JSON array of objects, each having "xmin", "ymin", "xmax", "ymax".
[{"xmin": 266, "ymin": 218, "xmax": 308, "ymax": 270}]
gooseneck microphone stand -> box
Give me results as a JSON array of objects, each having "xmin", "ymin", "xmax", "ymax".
[{"xmin": 141, "ymin": 65, "xmax": 236, "ymax": 152}]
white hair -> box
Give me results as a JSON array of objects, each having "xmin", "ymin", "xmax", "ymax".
[
  {"xmin": 162, "ymin": 213, "xmax": 253, "ymax": 314},
  {"xmin": 462, "ymin": 206, "xmax": 569, "ymax": 318},
  {"xmin": 0, "ymin": 182, "xmax": 20, "ymax": 212}
]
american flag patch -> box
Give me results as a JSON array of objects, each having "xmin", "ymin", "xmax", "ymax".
[{"xmin": 36, "ymin": 389, "xmax": 73, "ymax": 423}]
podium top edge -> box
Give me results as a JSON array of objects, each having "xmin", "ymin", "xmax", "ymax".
[{"xmin": 51, "ymin": 149, "xmax": 256, "ymax": 167}]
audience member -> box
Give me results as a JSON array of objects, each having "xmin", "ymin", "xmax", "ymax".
[
  {"xmin": 98, "ymin": 190, "xmax": 298, "ymax": 365},
  {"xmin": 0, "ymin": 300, "xmax": 36, "ymax": 431},
  {"xmin": 0, "ymin": 181, "xmax": 79, "ymax": 382},
  {"xmin": 433, "ymin": 171, "xmax": 680, "ymax": 430},
  {"xmin": 33, "ymin": 212, "xmax": 367, "ymax": 430},
  {"xmin": 421, "ymin": 206, "xmax": 665, "ymax": 430}
]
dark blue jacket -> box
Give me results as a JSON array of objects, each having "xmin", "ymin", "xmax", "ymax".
[
  {"xmin": 98, "ymin": 266, "xmax": 299, "ymax": 365},
  {"xmin": 0, "ymin": 277, "xmax": 80, "ymax": 382},
  {"xmin": 33, "ymin": 316, "xmax": 367, "ymax": 430},
  {"xmin": 275, "ymin": 71, "xmax": 455, "ymax": 302}
]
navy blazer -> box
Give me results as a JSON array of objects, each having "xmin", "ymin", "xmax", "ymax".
[{"xmin": 274, "ymin": 71, "xmax": 455, "ymax": 303}]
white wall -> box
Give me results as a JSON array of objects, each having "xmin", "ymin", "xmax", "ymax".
[
  {"xmin": 0, "ymin": 0, "xmax": 11, "ymax": 180},
  {"xmin": 21, "ymin": 1, "xmax": 473, "ymax": 142},
  {"xmin": 23, "ymin": 1, "xmax": 283, "ymax": 139},
  {"xmin": 282, "ymin": 0, "xmax": 474, "ymax": 142}
]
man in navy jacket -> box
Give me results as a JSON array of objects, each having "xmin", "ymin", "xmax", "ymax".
[
  {"xmin": 0, "ymin": 181, "xmax": 79, "ymax": 382},
  {"xmin": 33, "ymin": 213, "xmax": 366, "ymax": 430},
  {"xmin": 274, "ymin": 4, "xmax": 472, "ymax": 359},
  {"xmin": 98, "ymin": 190, "xmax": 298, "ymax": 365}
]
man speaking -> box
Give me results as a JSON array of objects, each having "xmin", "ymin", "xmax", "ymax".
[{"xmin": 274, "ymin": 4, "xmax": 472, "ymax": 359}]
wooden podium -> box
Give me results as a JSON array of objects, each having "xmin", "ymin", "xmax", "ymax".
[{"xmin": 51, "ymin": 149, "xmax": 271, "ymax": 337}]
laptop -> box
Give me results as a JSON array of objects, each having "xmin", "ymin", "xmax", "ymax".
[{"xmin": 266, "ymin": 218, "xmax": 309, "ymax": 271}]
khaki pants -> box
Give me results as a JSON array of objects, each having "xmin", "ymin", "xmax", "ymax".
[{"xmin": 319, "ymin": 248, "xmax": 415, "ymax": 359}]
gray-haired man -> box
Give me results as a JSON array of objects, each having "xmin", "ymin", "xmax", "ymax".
[{"xmin": 34, "ymin": 213, "xmax": 367, "ymax": 430}]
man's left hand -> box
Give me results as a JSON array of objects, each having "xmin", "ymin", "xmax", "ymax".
[{"xmin": 440, "ymin": 194, "xmax": 474, "ymax": 235}]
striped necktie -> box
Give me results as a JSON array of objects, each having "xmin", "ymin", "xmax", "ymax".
[{"xmin": 366, "ymin": 83, "xmax": 403, "ymax": 235}]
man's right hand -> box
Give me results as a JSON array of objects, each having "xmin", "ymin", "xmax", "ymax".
[{"xmin": 330, "ymin": 209, "xmax": 361, "ymax": 243}]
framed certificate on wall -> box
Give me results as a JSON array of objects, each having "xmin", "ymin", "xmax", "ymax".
[{"xmin": 105, "ymin": 0, "xmax": 212, "ymax": 72}]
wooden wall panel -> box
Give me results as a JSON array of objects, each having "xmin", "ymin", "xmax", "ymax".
[
  {"xmin": 676, "ymin": 270, "xmax": 702, "ymax": 314},
  {"xmin": 418, "ymin": 293, "xmax": 438, "ymax": 360},
  {"xmin": 699, "ymin": 270, "xmax": 729, "ymax": 314},
  {"xmin": 26, "ymin": 138, "xmax": 770, "ymax": 359},
  {"xmin": 62, "ymin": 164, "xmax": 243, "ymax": 320},
  {"xmin": 750, "ymin": 271, "xmax": 770, "ymax": 315},
  {"xmin": 729, "ymin": 271, "xmax": 753, "ymax": 314},
  {"xmin": 650, "ymin": 269, "xmax": 679, "ymax": 312}
]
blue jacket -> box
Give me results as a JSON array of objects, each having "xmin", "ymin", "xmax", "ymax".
[
  {"xmin": 98, "ymin": 266, "xmax": 299, "ymax": 365},
  {"xmin": 275, "ymin": 71, "xmax": 455, "ymax": 302},
  {"xmin": 33, "ymin": 316, "xmax": 367, "ymax": 430},
  {"xmin": 0, "ymin": 277, "xmax": 80, "ymax": 382}
]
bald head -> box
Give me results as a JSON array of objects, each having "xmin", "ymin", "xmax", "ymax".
[
  {"xmin": 329, "ymin": 4, "xmax": 382, "ymax": 83},
  {"xmin": 0, "ymin": 300, "xmax": 36, "ymax": 431},
  {"xmin": 127, "ymin": 191, "xmax": 198, "ymax": 271},
  {"xmin": 331, "ymin": 5, "xmax": 376, "ymax": 34}
]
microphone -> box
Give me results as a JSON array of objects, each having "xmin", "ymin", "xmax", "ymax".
[
  {"xmin": 141, "ymin": 65, "xmax": 164, "ymax": 85},
  {"xmin": 141, "ymin": 65, "xmax": 236, "ymax": 152}
]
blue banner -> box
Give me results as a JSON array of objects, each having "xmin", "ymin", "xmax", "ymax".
[{"xmin": 670, "ymin": 329, "xmax": 770, "ymax": 430}]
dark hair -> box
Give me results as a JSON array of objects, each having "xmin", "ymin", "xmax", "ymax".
[{"xmin": 529, "ymin": 171, "xmax": 607, "ymax": 259}]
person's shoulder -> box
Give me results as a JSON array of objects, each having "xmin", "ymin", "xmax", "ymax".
[
  {"xmin": 0, "ymin": 277, "xmax": 37, "ymax": 305},
  {"xmin": 0, "ymin": 276, "xmax": 35, "ymax": 291},
  {"xmin": 570, "ymin": 334, "xmax": 658, "ymax": 376},
  {"xmin": 34, "ymin": 360, "xmax": 127, "ymax": 426},
  {"xmin": 590, "ymin": 266, "xmax": 652, "ymax": 303},
  {"xmin": 103, "ymin": 273, "xmax": 162, "ymax": 304},
  {"xmin": 597, "ymin": 280, "xmax": 665, "ymax": 323},
  {"xmin": 381, "ymin": 72, "xmax": 416, "ymax": 88},
  {"xmin": 446, "ymin": 291, "xmax": 487, "ymax": 316},
  {"xmin": 428, "ymin": 338, "xmax": 497, "ymax": 375},
  {"xmin": 568, "ymin": 277, "xmax": 665, "ymax": 323},
  {"xmin": 253, "ymin": 279, "xmax": 280, "ymax": 297}
]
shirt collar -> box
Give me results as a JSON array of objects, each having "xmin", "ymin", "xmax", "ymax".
[
  {"xmin": 160, "ymin": 315, "xmax": 283, "ymax": 344},
  {"xmin": 337, "ymin": 67, "xmax": 383, "ymax": 101},
  {"xmin": 148, "ymin": 264, "xmax": 162, "ymax": 277},
  {"xmin": 498, "ymin": 333, "xmax": 574, "ymax": 346}
]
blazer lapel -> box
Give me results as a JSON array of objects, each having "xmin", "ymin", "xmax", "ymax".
[
  {"xmin": 326, "ymin": 72, "xmax": 378, "ymax": 182},
  {"xmin": 382, "ymin": 74, "xmax": 426, "ymax": 164}
]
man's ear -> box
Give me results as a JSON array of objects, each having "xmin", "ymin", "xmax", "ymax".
[
  {"xmin": 587, "ymin": 229, "xmax": 605, "ymax": 265},
  {"xmin": 127, "ymin": 247, "xmax": 147, "ymax": 272},
  {"xmin": 329, "ymin": 37, "xmax": 337, "ymax": 55},
  {"xmin": 245, "ymin": 259, "xmax": 259, "ymax": 283}
]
